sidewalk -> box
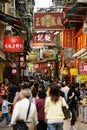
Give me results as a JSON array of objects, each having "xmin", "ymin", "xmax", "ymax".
[
  {"xmin": 0, "ymin": 117, "xmax": 87, "ymax": 130},
  {"xmin": 64, "ymin": 118, "xmax": 87, "ymax": 130}
]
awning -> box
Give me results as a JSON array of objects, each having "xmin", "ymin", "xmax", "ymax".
[
  {"xmin": 0, "ymin": 10, "xmax": 27, "ymax": 31},
  {"xmin": 62, "ymin": 3, "xmax": 87, "ymax": 25},
  {"xmin": 66, "ymin": 3, "xmax": 87, "ymax": 15}
]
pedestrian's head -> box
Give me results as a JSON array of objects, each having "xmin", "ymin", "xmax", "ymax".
[
  {"xmin": 38, "ymin": 84, "xmax": 45, "ymax": 91},
  {"xmin": 38, "ymin": 90, "xmax": 46, "ymax": 98},
  {"xmin": 50, "ymin": 84, "xmax": 60, "ymax": 103},
  {"xmin": 21, "ymin": 83, "xmax": 31, "ymax": 98}
]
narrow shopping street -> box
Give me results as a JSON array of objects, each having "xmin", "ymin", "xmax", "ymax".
[{"xmin": 0, "ymin": 117, "xmax": 87, "ymax": 130}]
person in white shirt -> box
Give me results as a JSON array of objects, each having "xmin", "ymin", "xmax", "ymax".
[
  {"xmin": 10, "ymin": 83, "xmax": 38, "ymax": 130},
  {"xmin": 61, "ymin": 82, "xmax": 70, "ymax": 101}
]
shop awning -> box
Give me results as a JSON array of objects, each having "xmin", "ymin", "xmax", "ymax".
[{"xmin": 0, "ymin": 10, "xmax": 27, "ymax": 31}]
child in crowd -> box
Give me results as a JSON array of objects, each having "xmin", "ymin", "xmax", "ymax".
[{"xmin": 0, "ymin": 95, "xmax": 13, "ymax": 126}]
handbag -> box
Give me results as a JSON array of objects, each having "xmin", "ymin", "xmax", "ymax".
[
  {"xmin": 62, "ymin": 106, "xmax": 71, "ymax": 120},
  {"xmin": 13, "ymin": 98, "xmax": 31, "ymax": 130}
]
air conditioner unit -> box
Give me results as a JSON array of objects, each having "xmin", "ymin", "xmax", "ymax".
[{"xmin": 77, "ymin": 0, "xmax": 87, "ymax": 3}]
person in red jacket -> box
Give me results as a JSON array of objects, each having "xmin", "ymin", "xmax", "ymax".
[{"xmin": 36, "ymin": 90, "xmax": 47, "ymax": 130}]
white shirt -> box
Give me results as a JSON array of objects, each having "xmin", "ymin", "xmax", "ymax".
[
  {"xmin": 61, "ymin": 86, "xmax": 70, "ymax": 100},
  {"xmin": 11, "ymin": 98, "xmax": 38, "ymax": 126}
]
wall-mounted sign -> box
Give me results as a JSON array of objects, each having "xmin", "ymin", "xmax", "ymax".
[
  {"xmin": 62, "ymin": 30, "xmax": 76, "ymax": 48},
  {"xmin": 70, "ymin": 68, "xmax": 78, "ymax": 75},
  {"xmin": 3, "ymin": 36, "xmax": 24, "ymax": 52},
  {"xmin": 34, "ymin": 13, "xmax": 64, "ymax": 30},
  {"xmin": 79, "ymin": 63, "xmax": 87, "ymax": 74},
  {"xmin": 33, "ymin": 33, "xmax": 53, "ymax": 43},
  {"xmin": 79, "ymin": 74, "xmax": 87, "ymax": 81},
  {"xmin": 43, "ymin": 49, "xmax": 56, "ymax": 60}
]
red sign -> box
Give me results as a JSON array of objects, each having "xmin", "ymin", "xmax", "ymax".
[
  {"xmin": 62, "ymin": 30, "xmax": 76, "ymax": 48},
  {"xmin": 34, "ymin": 13, "xmax": 64, "ymax": 30},
  {"xmin": 79, "ymin": 63, "xmax": 87, "ymax": 74},
  {"xmin": 3, "ymin": 36, "xmax": 24, "ymax": 52},
  {"xmin": 33, "ymin": 33, "xmax": 53, "ymax": 43}
]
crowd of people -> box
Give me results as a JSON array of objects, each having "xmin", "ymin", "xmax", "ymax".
[{"xmin": 0, "ymin": 74, "xmax": 87, "ymax": 130}]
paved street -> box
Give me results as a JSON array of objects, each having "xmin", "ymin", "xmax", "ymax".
[
  {"xmin": 0, "ymin": 120, "xmax": 10, "ymax": 130},
  {"xmin": 0, "ymin": 117, "xmax": 87, "ymax": 130}
]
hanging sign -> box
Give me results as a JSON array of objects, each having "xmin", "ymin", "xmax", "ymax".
[
  {"xmin": 3, "ymin": 36, "xmax": 24, "ymax": 52},
  {"xmin": 62, "ymin": 30, "xmax": 76, "ymax": 48},
  {"xmin": 34, "ymin": 13, "xmax": 64, "ymax": 30},
  {"xmin": 33, "ymin": 33, "xmax": 53, "ymax": 43},
  {"xmin": 79, "ymin": 63, "xmax": 87, "ymax": 74}
]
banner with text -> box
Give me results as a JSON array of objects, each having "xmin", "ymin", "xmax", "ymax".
[{"xmin": 34, "ymin": 13, "xmax": 64, "ymax": 30}]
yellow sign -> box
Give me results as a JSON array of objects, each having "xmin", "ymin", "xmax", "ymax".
[
  {"xmin": 70, "ymin": 68, "xmax": 78, "ymax": 75},
  {"xmin": 79, "ymin": 75, "xmax": 87, "ymax": 81}
]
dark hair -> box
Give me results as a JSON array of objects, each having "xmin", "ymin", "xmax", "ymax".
[
  {"xmin": 2, "ymin": 95, "xmax": 8, "ymax": 100},
  {"xmin": 50, "ymin": 84, "xmax": 60, "ymax": 103},
  {"xmin": 38, "ymin": 84, "xmax": 45, "ymax": 90},
  {"xmin": 21, "ymin": 83, "xmax": 29, "ymax": 89},
  {"xmin": 38, "ymin": 90, "xmax": 46, "ymax": 98}
]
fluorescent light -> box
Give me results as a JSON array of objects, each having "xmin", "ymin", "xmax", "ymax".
[
  {"xmin": 72, "ymin": 48, "xmax": 86, "ymax": 58},
  {"xmin": 54, "ymin": 31, "xmax": 59, "ymax": 35},
  {"xmin": 81, "ymin": 55, "xmax": 87, "ymax": 59}
]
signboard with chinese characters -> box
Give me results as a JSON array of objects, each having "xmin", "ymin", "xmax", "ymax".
[
  {"xmin": 79, "ymin": 75, "xmax": 87, "ymax": 81},
  {"xmin": 33, "ymin": 33, "xmax": 53, "ymax": 43},
  {"xmin": 62, "ymin": 30, "xmax": 76, "ymax": 48},
  {"xmin": 3, "ymin": 36, "xmax": 24, "ymax": 52},
  {"xmin": 34, "ymin": 13, "xmax": 64, "ymax": 30},
  {"xmin": 79, "ymin": 63, "xmax": 87, "ymax": 74},
  {"xmin": 26, "ymin": 51, "xmax": 38, "ymax": 62},
  {"xmin": 70, "ymin": 68, "xmax": 78, "ymax": 75}
]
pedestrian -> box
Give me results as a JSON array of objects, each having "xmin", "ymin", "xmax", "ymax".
[
  {"xmin": 8, "ymin": 80, "xmax": 18, "ymax": 103},
  {"xmin": 44, "ymin": 84, "xmax": 68, "ymax": 130},
  {"xmin": 80, "ymin": 95, "xmax": 87, "ymax": 123},
  {"xmin": 36, "ymin": 90, "xmax": 47, "ymax": 130},
  {"xmin": 79, "ymin": 83, "xmax": 87, "ymax": 122},
  {"xmin": 0, "ymin": 82, "xmax": 8, "ymax": 110},
  {"xmin": 0, "ymin": 94, "xmax": 12, "ymax": 126},
  {"xmin": 10, "ymin": 83, "xmax": 38, "ymax": 130},
  {"xmin": 67, "ymin": 83, "xmax": 80, "ymax": 130}
]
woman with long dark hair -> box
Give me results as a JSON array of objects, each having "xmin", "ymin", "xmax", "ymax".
[{"xmin": 45, "ymin": 84, "xmax": 68, "ymax": 130}]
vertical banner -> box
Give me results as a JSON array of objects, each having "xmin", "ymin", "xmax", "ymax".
[{"xmin": 62, "ymin": 30, "xmax": 76, "ymax": 48}]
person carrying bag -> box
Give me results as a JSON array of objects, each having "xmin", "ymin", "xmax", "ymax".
[{"xmin": 10, "ymin": 83, "xmax": 38, "ymax": 130}]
